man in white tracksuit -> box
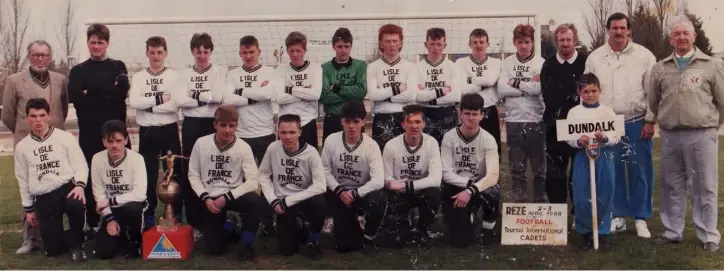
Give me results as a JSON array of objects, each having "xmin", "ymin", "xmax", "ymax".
[
  {"xmin": 584, "ymin": 12, "xmax": 656, "ymax": 238},
  {"xmin": 649, "ymin": 16, "xmax": 723, "ymax": 252}
]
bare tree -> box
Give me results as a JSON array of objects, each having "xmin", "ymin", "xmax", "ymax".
[
  {"xmin": 2, "ymin": 0, "xmax": 29, "ymax": 74},
  {"xmin": 584, "ymin": 0, "xmax": 614, "ymax": 49},
  {"xmin": 624, "ymin": 0, "xmax": 638, "ymax": 16},
  {"xmin": 56, "ymin": 0, "xmax": 76, "ymax": 62}
]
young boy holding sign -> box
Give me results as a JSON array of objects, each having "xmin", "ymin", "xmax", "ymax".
[{"xmin": 565, "ymin": 73, "xmax": 619, "ymax": 250}]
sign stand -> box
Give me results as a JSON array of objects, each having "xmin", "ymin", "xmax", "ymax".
[{"xmin": 585, "ymin": 137, "xmax": 601, "ymax": 250}]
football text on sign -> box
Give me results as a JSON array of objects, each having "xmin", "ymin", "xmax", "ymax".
[
  {"xmin": 501, "ymin": 203, "xmax": 568, "ymax": 246},
  {"xmin": 555, "ymin": 115, "xmax": 625, "ymax": 141}
]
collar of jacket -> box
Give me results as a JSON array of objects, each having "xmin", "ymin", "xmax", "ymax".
[
  {"xmin": 331, "ymin": 57, "xmax": 354, "ymax": 69},
  {"xmin": 604, "ymin": 39, "xmax": 635, "ymax": 55},
  {"xmin": 662, "ymin": 47, "xmax": 712, "ymax": 63}
]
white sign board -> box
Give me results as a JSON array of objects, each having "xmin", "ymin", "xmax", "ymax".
[
  {"xmin": 501, "ymin": 203, "xmax": 568, "ymax": 246},
  {"xmin": 555, "ymin": 114, "xmax": 625, "ymax": 141}
]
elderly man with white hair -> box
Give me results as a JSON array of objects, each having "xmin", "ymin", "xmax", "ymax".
[
  {"xmin": 2, "ymin": 40, "xmax": 69, "ymax": 254},
  {"xmin": 585, "ymin": 12, "xmax": 657, "ymax": 238},
  {"xmin": 649, "ymin": 16, "xmax": 724, "ymax": 252}
]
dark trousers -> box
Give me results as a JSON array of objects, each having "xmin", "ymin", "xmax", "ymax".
[
  {"xmin": 94, "ymin": 202, "xmax": 145, "ymax": 259},
  {"xmin": 138, "ymin": 123, "xmax": 182, "ymax": 219},
  {"xmin": 545, "ymin": 140, "xmax": 575, "ymax": 207},
  {"xmin": 240, "ymin": 134, "xmax": 276, "ymax": 166},
  {"xmin": 322, "ymin": 114, "xmax": 343, "ymax": 143},
  {"xmin": 382, "ymin": 187, "xmax": 441, "ymax": 247},
  {"xmin": 300, "ymin": 120, "xmax": 319, "ymax": 150},
  {"xmin": 273, "ymin": 194, "xmax": 326, "ymax": 256},
  {"xmin": 372, "ymin": 112, "xmax": 404, "ymax": 152},
  {"xmin": 35, "ymin": 182, "xmax": 85, "ymax": 256},
  {"xmin": 506, "ymin": 122, "xmax": 547, "ymax": 203},
  {"xmin": 442, "ymin": 183, "xmax": 500, "ymax": 248},
  {"xmin": 180, "ymin": 116, "xmax": 215, "ymax": 228},
  {"xmin": 325, "ymin": 190, "xmax": 387, "ymax": 252},
  {"xmin": 78, "ymin": 118, "xmax": 131, "ymax": 228},
  {"xmin": 423, "ymin": 105, "xmax": 459, "ymax": 146},
  {"xmin": 480, "ymin": 106, "xmax": 502, "ymax": 160},
  {"xmin": 201, "ymin": 192, "xmax": 267, "ymax": 255}
]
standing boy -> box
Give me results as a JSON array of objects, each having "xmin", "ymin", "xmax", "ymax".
[
  {"xmin": 416, "ymin": 27, "xmax": 462, "ymax": 145},
  {"xmin": 320, "ymin": 28, "xmax": 367, "ymax": 141},
  {"xmin": 367, "ymin": 24, "xmax": 419, "ymax": 151},
  {"xmin": 274, "ymin": 32, "xmax": 323, "ymax": 149},
  {"xmin": 128, "ymin": 36, "xmax": 181, "ymax": 229},
  {"xmin": 497, "ymin": 24, "xmax": 546, "ymax": 203}
]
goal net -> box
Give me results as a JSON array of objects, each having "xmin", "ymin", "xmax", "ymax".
[{"xmin": 85, "ymin": 12, "xmax": 540, "ymax": 73}]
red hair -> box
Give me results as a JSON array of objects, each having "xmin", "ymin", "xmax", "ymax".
[{"xmin": 378, "ymin": 24, "xmax": 403, "ymax": 51}]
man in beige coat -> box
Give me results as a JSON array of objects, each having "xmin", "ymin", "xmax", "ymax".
[
  {"xmin": 2, "ymin": 40, "xmax": 68, "ymax": 254},
  {"xmin": 649, "ymin": 16, "xmax": 724, "ymax": 252}
]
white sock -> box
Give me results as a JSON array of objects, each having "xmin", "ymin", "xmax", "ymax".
[{"xmin": 482, "ymin": 221, "xmax": 496, "ymax": 230}]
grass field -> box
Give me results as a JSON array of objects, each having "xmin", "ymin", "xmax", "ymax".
[{"xmin": 1, "ymin": 139, "xmax": 723, "ymax": 269}]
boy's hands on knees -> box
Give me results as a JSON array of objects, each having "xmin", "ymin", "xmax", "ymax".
[
  {"xmin": 107, "ymin": 221, "xmax": 120, "ymax": 236},
  {"xmin": 213, "ymin": 197, "xmax": 227, "ymax": 209},
  {"xmin": 274, "ymin": 205, "xmax": 286, "ymax": 215},
  {"xmin": 340, "ymin": 190, "xmax": 355, "ymax": 207},
  {"xmin": 451, "ymin": 190, "xmax": 471, "ymax": 208},
  {"xmin": 25, "ymin": 212, "xmax": 37, "ymax": 226},
  {"xmin": 205, "ymin": 199, "xmax": 221, "ymax": 214},
  {"xmin": 67, "ymin": 186, "xmax": 86, "ymax": 204}
]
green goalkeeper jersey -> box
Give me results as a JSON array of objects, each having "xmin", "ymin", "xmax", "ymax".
[{"xmin": 320, "ymin": 58, "xmax": 367, "ymax": 115}]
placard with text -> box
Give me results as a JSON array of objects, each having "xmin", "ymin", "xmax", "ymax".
[
  {"xmin": 501, "ymin": 203, "xmax": 568, "ymax": 246},
  {"xmin": 555, "ymin": 114, "xmax": 625, "ymax": 141}
]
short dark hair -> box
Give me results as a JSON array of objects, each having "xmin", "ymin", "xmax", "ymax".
[
  {"xmin": 190, "ymin": 33, "xmax": 214, "ymax": 51},
  {"xmin": 460, "ymin": 93, "xmax": 485, "ymax": 112},
  {"xmin": 469, "ymin": 28, "xmax": 489, "ymax": 40},
  {"xmin": 402, "ymin": 104, "xmax": 425, "ymax": 120},
  {"xmin": 285, "ymin": 31, "xmax": 307, "ymax": 50},
  {"xmin": 332, "ymin": 27, "xmax": 353, "ymax": 44},
  {"xmin": 578, "ymin": 73, "xmax": 601, "ymax": 90},
  {"xmin": 513, "ymin": 24, "xmax": 535, "ymax": 41},
  {"xmin": 606, "ymin": 12, "xmax": 631, "ymax": 30},
  {"xmin": 426, "ymin": 27, "xmax": 446, "ymax": 41},
  {"xmin": 101, "ymin": 120, "xmax": 129, "ymax": 139},
  {"xmin": 214, "ymin": 105, "xmax": 239, "ymax": 122},
  {"xmin": 240, "ymin": 35, "xmax": 259, "ymax": 48},
  {"xmin": 86, "ymin": 23, "xmax": 110, "ymax": 42},
  {"xmin": 340, "ymin": 100, "xmax": 366, "ymax": 120},
  {"xmin": 278, "ymin": 114, "xmax": 301, "ymax": 127},
  {"xmin": 25, "ymin": 98, "xmax": 50, "ymax": 115},
  {"xmin": 146, "ymin": 36, "xmax": 167, "ymax": 51}
]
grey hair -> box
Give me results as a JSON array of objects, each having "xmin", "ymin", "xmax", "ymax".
[
  {"xmin": 26, "ymin": 40, "xmax": 53, "ymax": 56},
  {"xmin": 666, "ymin": 15, "xmax": 695, "ymax": 35}
]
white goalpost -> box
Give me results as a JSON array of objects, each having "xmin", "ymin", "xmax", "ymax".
[{"xmin": 83, "ymin": 12, "xmax": 540, "ymax": 73}]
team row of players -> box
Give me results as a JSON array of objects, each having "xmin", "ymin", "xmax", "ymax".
[{"xmin": 14, "ymin": 95, "xmax": 499, "ymax": 261}]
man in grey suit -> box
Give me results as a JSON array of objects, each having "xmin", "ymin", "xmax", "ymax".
[{"xmin": 2, "ymin": 40, "xmax": 69, "ymax": 254}]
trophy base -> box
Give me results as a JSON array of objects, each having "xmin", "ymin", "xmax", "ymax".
[
  {"xmin": 143, "ymin": 225, "xmax": 194, "ymax": 260},
  {"xmin": 157, "ymin": 218, "xmax": 179, "ymax": 232}
]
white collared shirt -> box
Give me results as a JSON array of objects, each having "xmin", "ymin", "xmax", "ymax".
[{"xmin": 557, "ymin": 50, "xmax": 579, "ymax": 64}]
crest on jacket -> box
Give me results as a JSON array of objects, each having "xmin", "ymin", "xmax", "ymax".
[{"xmin": 682, "ymin": 70, "xmax": 703, "ymax": 91}]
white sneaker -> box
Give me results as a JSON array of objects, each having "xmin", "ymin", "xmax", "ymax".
[
  {"xmin": 193, "ymin": 228, "xmax": 203, "ymax": 242},
  {"xmin": 611, "ymin": 217, "xmax": 627, "ymax": 233},
  {"xmin": 15, "ymin": 240, "xmax": 38, "ymax": 254},
  {"xmin": 635, "ymin": 220, "xmax": 651, "ymax": 238},
  {"xmin": 571, "ymin": 216, "xmax": 576, "ymax": 230}
]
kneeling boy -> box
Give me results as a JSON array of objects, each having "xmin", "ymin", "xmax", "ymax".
[
  {"xmin": 259, "ymin": 114, "xmax": 326, "ymax": 260},
  {"xmin": 188, "ymin": 105, "xmax": 267, "ymax": 260},
  {"xmin": 92, "ymin": 120, "xmax": 147, "ymax": 259},
  {"xmin": 322, "ymin": 100, "xmax": 386, "ymax": 253},
  {"xmin": 441, "ymin": 93, "xmax": 501, "ymax": 248}
]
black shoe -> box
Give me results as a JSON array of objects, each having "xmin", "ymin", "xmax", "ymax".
[
  {"xmin": 362, "ymin": 236, "xmax": 378, "ymax": 255},
  {"xmin": 124, "ymin": 246, "xmax": 141, "ymax": 259},
  {"xmin": 71, "ymin": 248, "xmax": 87, "ymax": 262},
  {"xmin": 478, "ymin": 229, "xmax": 496, "ymax": 247},
  {"xmin": 306, "ymin": 242, "xmax": 322, "ymax": 260},
  {"xmin": 262, "ymin": 223, "xmax": 277, "ymax": 238},
  {"xmin": 413, "ymin": 231, "xmax": 430, "ymax": 247},
  {"xmin": 578, "ymin": 233, "xmax": 593, "ymax": 251},
  {"xmin": 598, "ymin": 235, "xmax": 611, "ymax": 251},
  {"xmin": 239, "ymin": 244, "xmax": 255, "ymax": 261},
  {"xmin": 653, "ymin": 236, "xmax": 681, "ymax": 245}
]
